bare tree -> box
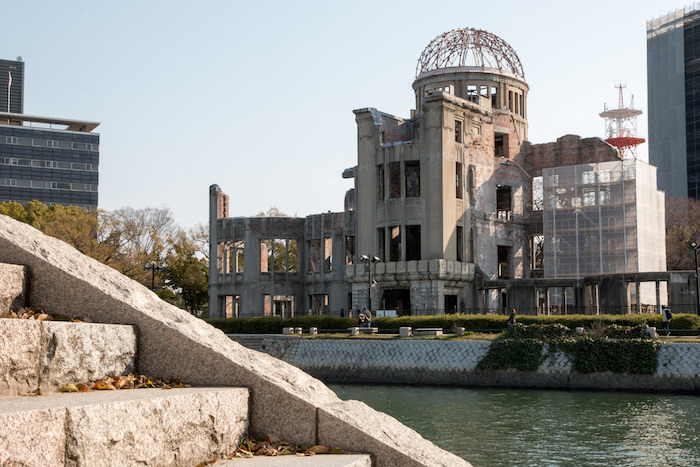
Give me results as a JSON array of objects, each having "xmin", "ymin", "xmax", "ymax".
[{"xmin": 666, "ymin": 196, "xmax": 700, "ymax": 270}]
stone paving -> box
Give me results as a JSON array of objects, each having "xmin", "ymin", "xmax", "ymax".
[{"xmin": 260, "ymin": 337, "xmax": 700, "ymax": 392}]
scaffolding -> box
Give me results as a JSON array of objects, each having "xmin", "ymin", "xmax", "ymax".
[{"xmin": 543, "ymin": 160, "xmax": 665, "ymax": 287}]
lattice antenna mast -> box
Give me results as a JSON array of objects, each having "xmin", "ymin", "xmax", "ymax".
[{"xmin": 599, "ymin": 83, "xmax": 645, "ymax": 159}]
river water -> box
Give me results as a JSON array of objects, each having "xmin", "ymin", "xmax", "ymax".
[{"xmin": 330, "ymin": 384, "xmax": 700, "ymax": 467}]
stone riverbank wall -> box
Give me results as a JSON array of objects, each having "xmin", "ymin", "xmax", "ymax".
[{"xmin": 248, "ymin": 336, "xmax": 700, "ymax": 392}]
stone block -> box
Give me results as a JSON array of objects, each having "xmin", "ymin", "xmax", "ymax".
[
  {"xmin": 0, "ymin": 319, "xmax": 42, "ymax": 396},
  {"xmin": 309, "ymin": 327, "xmax": 318, "ymax": 336},
  {"xmin": 348, "ymin": 327, "xmax": 359, "ymax": 336},
  {"xmin": 0, "ymin": 262, "xmax": 26, "ymax": 312},
  {"xmin": 0, "ymin": 405, "xmax": 66, "ymax": 466},
  {"xmin": 399, "ymin": 326, "xmax": 412, "ymax": 338},
  {"xmin": 214, "ymin": 454, "xmax": 371, "ymax": 466},
  {"xmin": 646, "ymin": 327, "xmax": 657, "ymax": 338},
  {"xmin": 415, "ymin": 328, "xmax": 443, "ymax": 336},
  {"xmin": 66, "ymin": 388, "xmax": 247, "ymax": 466},
  {"xmin": 0, "ymin": 387, "xmax": 248, "ymax": 467},
  {"xmin": 0, "ymin": 319, "xmax": 136, "ymax": 397},
  {"xmin": 282, "ymin": 327, "xmax": 294, "ymax": 335},
  {"xmin": 318, "ymin": 400, "xmax": 470, "ymax": 467},
  {"xmin": 40, "ymin": 321, "xmax": 136, "ymax": 393}
]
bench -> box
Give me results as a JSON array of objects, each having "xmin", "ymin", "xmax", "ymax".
[
  {"xmin": 414, "ymin": 327, "xmax": 443, "ymax": 336},
  {"xmin": 348, "ymin": 327, "xmax": 378, "ymax": 336}
]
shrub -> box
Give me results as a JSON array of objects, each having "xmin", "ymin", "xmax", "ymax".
[
  {"xmin": 477, "ymin": 323, "xmax": 660, "ymax": 375},
  {"xmin": 477, "ymin": 338, "xmax": 545, "ymax": 371}
]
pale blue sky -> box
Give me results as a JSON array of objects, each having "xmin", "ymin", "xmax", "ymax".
[{"xmin": 1, "ymin": 0, "xmax": 686, "ymax": 228}]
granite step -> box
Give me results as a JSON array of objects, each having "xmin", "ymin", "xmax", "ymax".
[
  {"xmin": 0, "ymin": 318, "xmax": 137, "ymax": 397},
  {"xmin": 214, "ymin": 454, "xmax": 371, "ymax": 466},
  {"xmin": 0, "ymin": 386, "xmax": 249, "ymax": 466},
  {"xmin": 0, "ymin": 262, "xmax": 27, "ymax": 312}
]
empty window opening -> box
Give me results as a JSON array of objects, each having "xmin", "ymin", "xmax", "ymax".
[
  {"xmin": 345, "ymin": 236, "xmax": 355, "ymax": 265},
  {"xmin": 508, "ymin": 90, "xmax": 514, "ymax": 112},
  {"xmin": 405, "ymin": 160, "xmax": 420, "ymax": 198},
  {"xmin": 273, "ymin": 295, "xmax": 294, "ymax": 318},
  {"xmin": 491, "ymin": 86, "xmax": 498, "ymax": 108},
  {"xmin": 308, "ymin": 239, "xmax": 322, "ymax": 273},
  {"xmin": 467, "ymin": 85, "xmax": 478, "ymax": 103},
  {"xmin": 377, "ymin": 164, "xmax": 385, "ymax": 200},
  {"xmin": 389, "ymin": 225, "xmax": 401, "ymax": 262},
  {"xmin": 480, "ymin": 85, "xmax": 489, "ymax": 99},
  {"xmin": 263, "ymin": 294, "xmax": 273, "ymax": 316},
  {"xmin": 497, "ymin": 185, "xmax": 512, "ymax": 220},
  {"xmin": 406, "ymin": 225, "xmax": 421, "ymax": 261},
  {"xmin": 495, "ymin": 133, "xmax": 508, "ymax": 157},
  {"xmin": 532, "ymin": 176, "xmax": 543, "ymax": 211},
  {"xmin": 456, "ymin": 226, "xmax": 463, "ymax": 262},
  {"xmin": 531, "ymin": 235, "xmax": 544, "ymax": 270},
  {"xmin": 219, "ymin": 241, "xmax": 233, "ymax": 274},
  {"xmin": 222, "ymin": 295, "xmax": 239, "ymax": 318},
  {"xmin": 445, "ymin": 294, "xmax": 458, "ymax": 314},
  {"xmin": 324, "ymin": 236, "xmax": 332, "ymax": 272},
  {"xmin": 383, "ymin": 288, "xmax": 411, "ymax": 316},
  {"xmin": 309, "ymin": 294, "xmax": 328, "ymax": 315},
  {"xmin": 235, "ymin": 241, "xmax": 245, "ymax": 272},
  {"xmin": 582, "ymin": 170, "xmax": 595, "ymax": 184},
  {"xmin": 261, "ymin": 238, "xmax": 292, "ymax": 272},
  {"xmin": 498, "ymin": 246, "xmax": 510, "ymax": 279},
  {"xmin": 389, "ymin": 162, "xmax": 401, "ymax": 198},
  {"xmin": 519, "ymin": 94, "xmax": 524, "ymax": 116},
  {"xmin": 455, "ymin": 120, "xmax": 462, "ymax": 143},
  {"xmin": 288, "ymin": 239, "xmax": 298, "ymax": 272},
  {"xmin": 456, "ymin": 162, "xmax": 463, "ymax": 199},
  {"xmin": 260, "ymin": 239, "xmax": 272, "ymax": 272},
  {"xmin": 583, "ymin": 190, "xmax": 596, "ymax": 206},
  {"xmin": 377, "ymin": 228, "xmax": 385, "ymax": 261}
]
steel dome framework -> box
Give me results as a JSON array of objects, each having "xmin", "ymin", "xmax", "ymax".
[{"xmin": 416, "ymin": 28, "xmax": 525, "ymax": 78}]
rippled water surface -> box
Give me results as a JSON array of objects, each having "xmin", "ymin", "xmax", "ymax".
[{"xmin": 330, "ymin": 384, "xmax": 700, "ymax": 467}]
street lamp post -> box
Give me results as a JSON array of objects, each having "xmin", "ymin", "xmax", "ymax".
[
  {"xmin": 359, "ymin": 254, "xmax": 381, "ymax": 311},
  {"xmin": 143, "ymin": 262, "xmax": 165, "ymax": 291},
  {"xmin": 691, "ymin": 241, "xmax": 700, "ymax": 316}
]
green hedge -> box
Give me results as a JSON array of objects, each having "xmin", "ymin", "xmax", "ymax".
[
  {"xmin": 478, "ymin": 323, "xmax": 661, "ymax": 375},
  {"xmin": 206, "ymin": 313, "xmax": 700, "ymax": 334}
]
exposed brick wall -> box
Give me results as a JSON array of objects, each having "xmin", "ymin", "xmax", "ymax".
[{"xmin": 521, "ymin": 135, "xmax": 620, "ymax": 175}]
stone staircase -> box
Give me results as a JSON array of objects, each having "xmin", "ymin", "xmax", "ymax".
[
  {"xmin": 0, "ymin": 275, "xmax": 369, "ymax": 466},
  {"xmin": 0, "ymin": 214, "xmax": 470, "ymax": 467}
]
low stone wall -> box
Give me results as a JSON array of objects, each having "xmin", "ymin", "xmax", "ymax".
[{"xmin": 260, "ymin": 337, "xmax": 700, "ymax": 392}]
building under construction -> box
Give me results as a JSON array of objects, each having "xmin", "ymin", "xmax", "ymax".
[{"xmin": 209, "ymin": 28, "xmax": 669, "ymax": 318}]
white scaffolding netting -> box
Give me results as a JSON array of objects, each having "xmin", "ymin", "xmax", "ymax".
[{"xmin": 543, "ymin": 160, "xmax": 666, "ymax": 285}]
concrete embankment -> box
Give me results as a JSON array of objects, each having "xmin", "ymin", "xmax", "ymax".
[{"xmin": 229, "ymin": 335, "xmax": 700, "ymax": 393}]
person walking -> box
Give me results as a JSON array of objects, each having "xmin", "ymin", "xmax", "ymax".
[
  {"xmin": 661, "ymin": 306, "xmax": 672, "ymax": 336},
  {"xmin": 507, "ymin": 308, "xmax": 517, "ymax": 329}
]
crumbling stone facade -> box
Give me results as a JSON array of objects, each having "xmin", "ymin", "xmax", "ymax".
[{"xmin": 209, "ymin": 28, "xmax": 667, "ymax": 318}]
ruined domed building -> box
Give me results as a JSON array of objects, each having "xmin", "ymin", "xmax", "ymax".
[{"xmin": 209, "ymin": 28, "xmax": 668, "ymax": 318}]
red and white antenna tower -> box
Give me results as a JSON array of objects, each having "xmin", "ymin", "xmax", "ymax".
[{"xmin": 599, "ymin": 83, "xmax": 645, "ymax": 159}]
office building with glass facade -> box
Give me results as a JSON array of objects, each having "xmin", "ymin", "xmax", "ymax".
[
  {"xmin": 0, "ymin": 57, "xmax": 100, "ymax": 210},
  {"xmin": 648, "ymin": 4, "xmax": 700, "ymax": 199}
]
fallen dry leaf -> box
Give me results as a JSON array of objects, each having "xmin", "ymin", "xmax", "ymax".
[{"xmin": 58, "ymin": 383, "xmax": 79, "ymax": 393}]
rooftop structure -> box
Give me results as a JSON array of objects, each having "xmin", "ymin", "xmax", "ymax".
[{"xmin": 599, "ymin": 84, "xmax": 645, "ymax": 159}]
